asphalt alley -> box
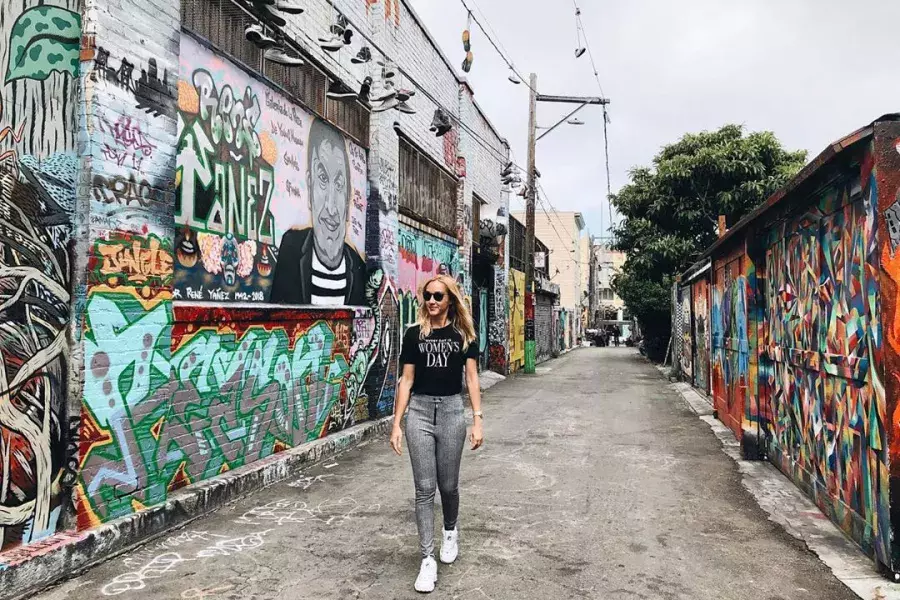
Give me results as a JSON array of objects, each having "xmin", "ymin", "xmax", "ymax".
[{"xmin": 34, "ymin": 348, "xmax": 856, "ymax": 599}]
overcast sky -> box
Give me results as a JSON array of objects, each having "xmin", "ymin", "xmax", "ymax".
[{"xmin": 408, "ymin": 0, "xmax": 900, "ymax": 239}]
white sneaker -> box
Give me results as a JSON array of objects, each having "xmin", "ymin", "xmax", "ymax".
[
  {"xmin": 414, "ymin": 556, "xmax": 438, "ymax": 593},
  {"xmin": 440, "ymin": 528, "xmax": 458, "ymax": 564}
]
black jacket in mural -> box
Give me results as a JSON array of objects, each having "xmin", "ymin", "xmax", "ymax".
[{"xmin": 269, "ymin": 229, "xmax": 367, "ymax": 306}]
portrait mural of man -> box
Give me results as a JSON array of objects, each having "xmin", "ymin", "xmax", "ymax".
[
  {"xmin": 269, "ymin": 119, "xmax": 366, "ymax": 306},
  {"xmin": 174, "ymin": 35, "xmax": 368, "ymax": 304}
]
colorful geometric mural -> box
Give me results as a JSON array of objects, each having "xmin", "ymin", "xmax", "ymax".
[
  {"xmin": 711, "ymin": 247, "xmax": 749, "ymax": 442},
  {"xmin": 873, "ymin": 122, "xmax": 900, "ymax": 570},
  {"xmin": 762, "ymin": 157, "xmax": 889, "ymax": 563}
]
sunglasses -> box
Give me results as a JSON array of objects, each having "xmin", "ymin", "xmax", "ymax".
[{"xmin": 423, "ymin": 291, "xmax": 446, "ymax": 302}]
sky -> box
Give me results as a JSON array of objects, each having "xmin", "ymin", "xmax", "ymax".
[{"xmin": 407, "ymin": 0, "xmax": 900, "ymax": 240}]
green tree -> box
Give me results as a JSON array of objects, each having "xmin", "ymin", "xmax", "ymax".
[{"xmin": 611, "ymin": 124, "xmax": 806, "ymax": 361}]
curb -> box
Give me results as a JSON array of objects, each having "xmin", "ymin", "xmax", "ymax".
[
  {"xmin": 0, "ymin": 415, "xmax": 393, "ymax": 600},
  {"xmin": 665, "ymin": 379, "xmax": 900, "ymax": 600}
]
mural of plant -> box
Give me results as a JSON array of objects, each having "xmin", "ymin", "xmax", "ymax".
[{"xmin": 5, "ymin": 6, "xmax": 80, "ymax": 83}]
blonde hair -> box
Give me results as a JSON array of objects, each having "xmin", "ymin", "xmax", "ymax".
[{"xmin": 417, "ymin": 274, "xmax": 476, "ymax": 351}]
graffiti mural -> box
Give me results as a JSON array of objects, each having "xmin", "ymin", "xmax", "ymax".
[
  {"xmin": 679, "ymin": 285, "xmax": 692, "ymax": 380},
  {"xmin": 509, "ymin": 269, "xmax": 524, "ymax": 371},
  {"xmin": 763, "ymin": 162, "xmax": 889, "ymax": 563},
  {"xmin": 397, "ymin": 223, "xmax": 459, "ymax": 333},
  {"xmin": 72, "ymin": 32, "xmax": 399, "ymax": 530},
  {"xmin": 175, "ymin": 35, "xmax": 368, "ymax": 305},
  {"xmin": 78, "ymin": 270, "xmax": 394, "ymax": 524},
  {"xmin": 534, "ymin": 293, "xmax": 553, "ymax": 363},
  {"xmin": 88, "ymin": 232, "xmax": 173, "ymax": 294},
  {"xmin": 0, "ymin": 0, "xmax": 79, "ymax": 551},
  {"xmin": 692, "ymin": 277, "xmax": 710, "ymax": 393},
  {"xmin": 89, "ymin": 42, "xmax": 175, "ymax": 237}
]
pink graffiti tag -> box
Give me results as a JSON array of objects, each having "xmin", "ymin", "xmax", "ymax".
[{"xmin": 98, "ymin": 115, "xmax": 156, "ymax": 170}]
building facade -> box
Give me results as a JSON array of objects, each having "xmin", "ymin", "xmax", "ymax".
[
  {"xmin": 0, "ymin": 0, "xmax": 514, "ymax": 576},
  {"xmin": 511, "ymin": 210, "xmax": 586, "ymax": 347},
  {"xmin": 590, "ymin": 241, "xmax": 629, "ymax": 336}
]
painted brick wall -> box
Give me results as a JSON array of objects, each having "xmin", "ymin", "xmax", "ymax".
[
  {"xmin": 0, "ymin": 0, "xmax": 81, "ymax": 551},
  {"xmin": 75, "ymin": 0, "xmax": 182, "ymax": 528},
  {"xmin": 0, "ymin": 0, "xmax": 506, "ymax": 559},
  {"xmin": 460, "ymin": 87, "xmax": 505, "ymax": 206}
]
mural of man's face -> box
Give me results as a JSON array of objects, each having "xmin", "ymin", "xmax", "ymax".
[{"xmin": 309, "ymin": 134, "xmax": 348, "ymax": 269}]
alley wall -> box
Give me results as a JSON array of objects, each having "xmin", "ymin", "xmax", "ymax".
[
  {"xmin": 0, "ymin": 0, "xmax": 512, "ymax": 567},
  {"xmin": 676, "ymin": 116, "xmax": 900, "ymax": 574}
]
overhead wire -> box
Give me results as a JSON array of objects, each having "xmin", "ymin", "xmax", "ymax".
[
  {"xmin": 312, "ymin": 0, "xmax": 528, "ymax": 177},
  {"xmin": 535, "ymin": 185, "xmax": 582, "ymax": 269},
  {"xmin": 462, "ymin": 0, "xmax": 615, "ymax": 242},
  {"xmin": 468, "ymin": 0, "xmax": 514, "ymax": 60},
  {"xmin": 457, "ymin": 0, "xmax": 536, "ymax": 95},
  {"xmin": 572, "ymin": 0, "xmax": 615, "ymax": 233}
]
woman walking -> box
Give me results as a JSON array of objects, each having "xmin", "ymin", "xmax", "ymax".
[{"xmin": 390, "ymin": 274, "xmax": 485, "ymax": 593}]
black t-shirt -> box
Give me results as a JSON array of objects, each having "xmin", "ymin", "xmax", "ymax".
[{"xmin": 399, "ymin": 324, "xmax": 479, "ymax": 396}]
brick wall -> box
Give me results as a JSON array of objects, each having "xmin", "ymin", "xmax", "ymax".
[{"xmin": 0, "ymin": 0, "xmax": 508, "ymax": 557}]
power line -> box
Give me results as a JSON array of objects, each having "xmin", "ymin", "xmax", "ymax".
[
  {"xmin": 572, "ymin": 1, "xmax": 615, "ymax": 232},
  {"xmin": 457, "ymin": 0, "xmax": 537, "ymax": 95},
  {"xmin": 572, "ymin": 1, "xmax": 606, "ymax": 98},
  {"xmin": 309, "ymin": 0, "xmax": 527, "ymax": 175},
  {"xmin": 537, "ymin": 182, "xmax": 578, "ymax": 246},
  {"xmin": 533, "ymin": 187, "xmax": 581, "ymax": 268},
  {"xmin": 468, "ymin": 0, "xmax": 513, "ymax": 61}
]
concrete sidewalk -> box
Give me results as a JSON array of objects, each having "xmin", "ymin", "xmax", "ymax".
[
  {"xmin": 665, "ymin": 376, "xmax": 900, "ymax": 600},
  {"xmin": 28, "ymin": 348, "xmax": 858, "ymax": 599}
]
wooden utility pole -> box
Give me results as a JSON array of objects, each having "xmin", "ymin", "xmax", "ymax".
[
  {"xmin": 524, "ymin": 73, "xmax": 538, "ymax": 374},
  {"xmin": 523, "ymin": 78, "xmax": 609, "ymax": 374}
]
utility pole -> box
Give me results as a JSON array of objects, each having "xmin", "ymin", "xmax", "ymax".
[
  {"xmin": 524, "ymin": 73, "xmax": 538, "ymax": 374},
  {"xmin": 523, "ymin": 77, "xmax": 609, "ymax": 374}
]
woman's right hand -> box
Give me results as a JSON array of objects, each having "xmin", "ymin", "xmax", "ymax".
[{"xmin": 390, "ymin": 424, "xmax": 403, "ymax": 456}]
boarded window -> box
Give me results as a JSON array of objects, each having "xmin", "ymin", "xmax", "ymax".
[
  {"xmin": 399, "ymin": 137, "xmax": 458, "ymax": 235},
  {"xmin": 181, "ymin": 0, "xmax": 368, "ymax": 145}
]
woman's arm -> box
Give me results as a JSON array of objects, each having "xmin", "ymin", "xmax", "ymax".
[
  {"xmin": 390, "ymin": 364, "xmax": 415, "ymax": 456},
  {"xmin": 465, "ymin": 359, "xmax": 484, "ymax": 450}
]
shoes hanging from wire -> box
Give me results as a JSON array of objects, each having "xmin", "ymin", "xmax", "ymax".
[
  {"xmin": 461, "ymin": 11, "xmax": 473, "ymax": 72},
  {"xmin": 574, "ymin": 7, "xmax": 586, "ymax": 58}
]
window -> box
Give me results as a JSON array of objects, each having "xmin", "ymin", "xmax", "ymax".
[
  {"xmin": 535, "ymin": 238, "xmax": 549, "ymax": 276},
  {"xmin": 509, "ymin": 216, "xmax": 525, "ymax": 273},
  {"xmin": 181, "ymin": 0, "xmax": 369, "ymax": 145},
  {"xmin": 472, "ymin": 195, "xmax": 482, "ymax": 243},
  {"xmin": 399, "ymin": 137, "xmax": 458, "ymax": 235}
]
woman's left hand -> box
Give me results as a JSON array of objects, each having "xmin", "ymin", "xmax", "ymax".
[{"xmin": 469, "ymin": 422, "xmax": 484, "ymax": 450}]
